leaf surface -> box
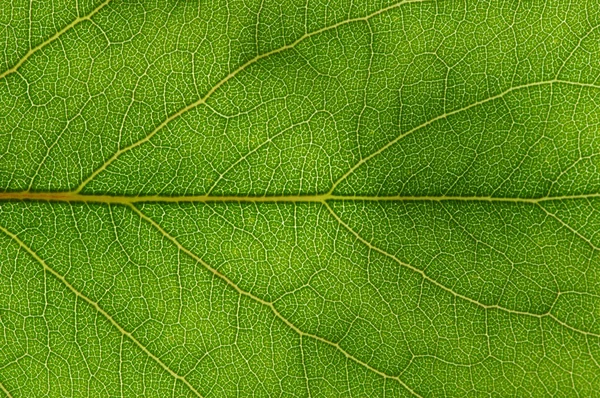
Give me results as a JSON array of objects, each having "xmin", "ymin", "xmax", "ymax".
[{"xmin": 1, "ymin": 0, "xmax": 600, "ymax": 396}]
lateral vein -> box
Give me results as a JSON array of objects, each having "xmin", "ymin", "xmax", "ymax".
[
  {"xmin": 323, "ymin": 202, "xmax": 600, "ymax": 339},
  {"xmin": 127, "ymin": 203, "xmax": 423, "ymax": 398},
  {"xmin": 329, "ymin": 79, "xmax": 600, "ymax": 193},
  {"xmin": 0, "ymin": 0, "xmax": 112, "ymax": 80},
  {"xmin": 0, "ymin": 380, "xmax": 14, "ymax": 398},
  {"xmin": 0, "ymin": 222, "xmax": 204, "ymax": 398},
  {"xmin": 72, "ymin": 0, "xmax": 428, "ymax": 193}
]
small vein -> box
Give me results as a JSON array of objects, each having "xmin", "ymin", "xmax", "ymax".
[
  {"xmin": 438, "ymin": 201, "xmax": 560, "ymax": 305},
  {"xmin": 555, "ymin": 23, "xmax": 600, "ymax": 78},
  {"xmin": 0, "ymin": 222, "xmax": 204, "ymax": 398},
  {"xmin": 323, "ymin": 201, "xmax": 600, "ymax": 339},
  {"xmin": 72, "ymin": 0, "xmax": 428, "ymax": 193},
  {"xmin": 0, "ymin": 381, "xmax": 13, "ymax": 398},
  {"xmin": 537, "ymin": 203, "xmax": 600, "ymax": 251},
  {"xmin": 0, "ymin": 0, "xmax": 113, "ymax": 80},
  {"xmin": 127, "ymin": 202, "xmax": 422, "ymax": 398},
  {"xmin": 329, "ymin": 79, "xmax": 600, "ymax": 193},
  {"xmin": 299, "ymin": 335, "xmax": 311, "ymax": 398},
  {"xmin": 205, "ymin": 114, "xmax": 320, "ymax": 195}
]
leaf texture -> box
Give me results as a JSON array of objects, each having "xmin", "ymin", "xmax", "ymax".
[{"xmin": 1, "ymin": 0, "xmax": 600, "ymax": 396}]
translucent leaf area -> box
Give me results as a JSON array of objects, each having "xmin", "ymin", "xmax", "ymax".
[{"xmin": 1, "ymin": 0, "xmax": 600, "ymax": 396}]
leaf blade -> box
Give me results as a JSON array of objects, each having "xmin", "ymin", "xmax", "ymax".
[{"xmin": 2, "ymin": 0, "xmax": 600, "ymax": 396}]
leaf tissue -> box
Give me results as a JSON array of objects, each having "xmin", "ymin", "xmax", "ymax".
[{"xmin": 1, "ymin": 0, "xmax": 600, "ymax": 396}]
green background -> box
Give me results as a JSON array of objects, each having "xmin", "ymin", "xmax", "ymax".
[{"xmin": 1, "ymin": 0, "xmax": 600, "ymax": 396}]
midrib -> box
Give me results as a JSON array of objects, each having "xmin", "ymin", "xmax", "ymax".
[{"xmin": 0, "ymin": 191, "xmax": 598, "ymax": 204}]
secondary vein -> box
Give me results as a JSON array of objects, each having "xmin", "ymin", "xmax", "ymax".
[
  {"xmin": 0, "ymin": 0, "xmax": 113, "ymax": 80},
  {"xmin": 128, "ymin": 202, "xmax": 423, "ymax": 398},
  {"xmin": 71, "ymin": 0, "xmax": 428, "ymax": 194},
  {"xmin": 0, "ymin": 222, "xmax": 205, "ymax": 398},
  {"xmin": 329, "ymin": 79, "xmax": 600, "ymax": 193},
  {"xmin": 323, "ymin": 201, "xmax": 600, "ymax": 339}
]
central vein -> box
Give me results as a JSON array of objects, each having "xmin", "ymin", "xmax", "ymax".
[{"xmin": 0, "ymin": 191, "xmax": 598, "ymax": 204}]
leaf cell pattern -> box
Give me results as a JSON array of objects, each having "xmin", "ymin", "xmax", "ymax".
[{"xmin": 1, "ymin": 0, "xmax": 600, "ymax": 396}]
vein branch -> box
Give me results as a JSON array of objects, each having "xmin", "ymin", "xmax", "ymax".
[
  {"xmin": 127, "ymin": 203, "xmax": 422, "ymax": 398},
  {"xmin": 72, "ymin": 0, "xmax": 428, "ymax": 193},
  {"xmin": 329, "ymin": 79, "xmax": 600, "ymax": 193},
  {"xmin": 323, "ymin": 202, "xmax": 600, "ymax": 339},
  {"xmin": 537, "ymin": 203, "xmax": 600, "ymax": 252},
  {"xmin": 0, "ymin": 0, "xmax": 113, "ymax": 80},
  {"xmin": 0, "ymin": 222, "xmax": 204, "ymax": 398},
  {"xmin": 0, "ymin": 381, "xmax": 13, "ymax": 398}
]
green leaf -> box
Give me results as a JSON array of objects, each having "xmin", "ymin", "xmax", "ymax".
[{"xmin": 1, "ymin": 0, "xmax": 600, "ymax": 396}]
